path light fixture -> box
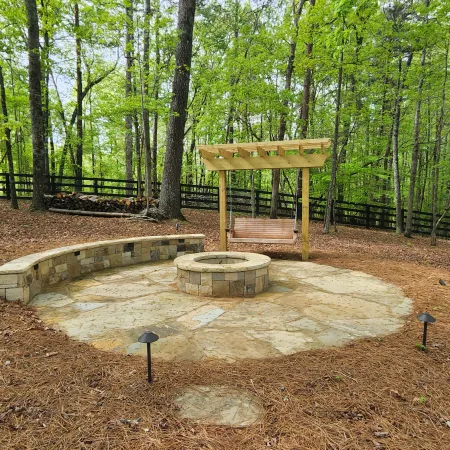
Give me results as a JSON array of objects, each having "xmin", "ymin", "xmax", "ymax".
[
  {"xmin": 417, "ymin": 312, "xmax": 436, "ymax": 350},
  {"xmin": 138, "ymin": 332, "xmax": 159, "ymax": 383}
]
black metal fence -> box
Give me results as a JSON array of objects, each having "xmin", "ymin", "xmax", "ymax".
[{"xmin": 1, "ymin": 172, "xmax": 449, "ymax": 238}]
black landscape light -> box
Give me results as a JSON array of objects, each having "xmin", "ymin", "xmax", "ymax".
[
  {"xmin": 417, "ymin": 312, "xmax": 436, "ymax": 350},
  {"xmin": 138, "ymin": 332, "xmax": 159, "ymax": 383}
]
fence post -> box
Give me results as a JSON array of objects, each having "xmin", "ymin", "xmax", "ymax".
[
  {"xmin": 93, "ymin": 179, "xmax": 98, "ymax": 195},
  {"xmin": 5, "ymin": 173, "xmax": 11, "ymax": 200},
  {"xmin": 50, "ymin": 175, "xmax": 56, "ymax": 194},
  {"xmin": 256, "ymin": 190, "xmax": 260, "ymax": 216},
  {"xmin": 215, "ymin": 186, "xmax": 219, "ymax": 211},
  {"xmin": 365, "ymin": 204, "xmax": 370, "ymax": 229}
]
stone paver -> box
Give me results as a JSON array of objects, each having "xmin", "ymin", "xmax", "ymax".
[
  {"xmin": 173, "ymin": 385, "xmax": 264, "ymax": 426},
  {"xmin": 31, "ymin": 260, "xmax": 413, "ymax": 362}
]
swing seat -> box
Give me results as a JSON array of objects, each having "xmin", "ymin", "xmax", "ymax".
[{"xmin": 227, "ymin": 218, "xmax": 298, "ymax": 245}]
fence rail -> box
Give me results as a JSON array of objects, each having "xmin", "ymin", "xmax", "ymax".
[{"xmin": 1, "ymin": 173, "xmax": 449, "ymax": 238}]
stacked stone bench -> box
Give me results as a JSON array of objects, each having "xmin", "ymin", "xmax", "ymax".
[{"xmin": 0, "ymin": 234, "xmax": 205, "ymax": 305}]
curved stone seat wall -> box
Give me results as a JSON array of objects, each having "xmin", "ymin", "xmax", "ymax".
[{"xmin": 0, "ymin": 234, "xmax": 205, "ymax": 305}]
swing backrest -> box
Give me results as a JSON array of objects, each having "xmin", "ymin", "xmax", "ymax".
[{"xmin": 231, "ymin": 217, "xmax": 296, "ymax": 240}]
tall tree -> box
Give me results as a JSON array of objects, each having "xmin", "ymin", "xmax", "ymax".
[
  {"xmin": 323, "ymin": 49, "xmax": 343, "ymax": 234},
  {"xmin": 392, "ymin": 53, "xmax": 413, "ymax": 233},
  {"xmin": 25, "ymin": 0, "xmax": 47, "ymax": 210},
  {"xmin": 40, "ymin": 0, "xmax": 51, "ymax": 188},
  {"xmin": 270, "ymin": 0, "xmax": 305, "ymax": 219},
  {"xmin": 0, "ymin": 65, "xmax": 18, "ymax": 209},
  {"xmin": 124, "ymin": 0, "xmax": 134, "ymax": 194},
  {"xmin": 405, "ymin": 0, "xmax": 430, "ymax": 237},
  {"xmin": 151, "ymin": 6, "xmax": 161, "ymax": 195},
  {"xmin": 142, "ymin": 0, "xmax": 152, "ymax": 201},
  {"xmin": 74, "ymin": 3, "xmax": 83, "ymax": 191},
  {"xmin": 431, "ymin": 42, "xmax": 448, "ymax": 245},
  {"xmin": 404, "ymin": 47, "xmax": 426, "ymax": 237},
  {"xmin": 299, "ymin": 0, "xmax": 315, "ymax": 139},
  {"xmin": 158, "ymin": 0, "xmax": 196, "ymax": 218}
]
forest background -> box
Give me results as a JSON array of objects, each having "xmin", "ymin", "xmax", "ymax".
[{"xmin": 0, "ymin": 0, "xmax": 449, "ymax": 237}]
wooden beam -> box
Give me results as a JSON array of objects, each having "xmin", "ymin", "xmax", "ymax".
[
  {"xmin": 302, "ymin": 167, "xmax": 310, "ymax": 261},
  {"xmin": 219, "ymin": 149, "xmax": 233, "ymax": 159},
  {"xmin": 219, "ymin": 170, "xmax": 227, "ymax": 251},
  {"xmin": 199, "ymin": 149, "xmax": 215, "ymax": 160},
  {"xmin": 198, "ymin": 138, "xmax": 331, "ymax": 154},
  {"xmin": 256, "ymin": 146, "xmax": 266, "ymax": 157},
  {"xmin": 277, "ymin": 145, "xmax": 285, "ymax": 156},
  {"xmin": 201, "ymin": 153, "xmax": 329, "ymax": 171},
  {"xmin": 236, "ymin": 146, "xmax": 251, "ymax": 157}
]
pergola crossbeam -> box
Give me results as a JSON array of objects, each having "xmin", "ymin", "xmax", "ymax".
[
  {"xmin": 219, "ymin": 149, "xmax": 233, "ymax": 159},
  {"xmin": 256, "ymin": 146, "xmax": 267, "ymax": 157},
  {"xmin": 203, "ymin": 154, "xmax": 328, "ymax": 171},
  {"xmin": 236, "ymin": 146, "xmax": 251, "ymax": 157},
  {"xmin": 198, "ymin": 138, "xmax": 331, "ymax": 156}
]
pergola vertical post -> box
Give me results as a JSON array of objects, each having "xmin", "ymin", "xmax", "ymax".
[
  {"xmin": 219, "ymin": 170, "xmax": 227, "ymax": 251},
  {"xmin": 302, "ymin": 167, "xmax": 310, "ymax": 260}
]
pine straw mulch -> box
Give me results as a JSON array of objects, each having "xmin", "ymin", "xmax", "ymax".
[{"xmin": 1, "ymin": 200, "xmax": 450, "ymax": 450}]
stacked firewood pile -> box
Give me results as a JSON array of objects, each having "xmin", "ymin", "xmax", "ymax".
[{"xmin": 44, "ymin": 193, "xmax": 158, "ymax": 214}]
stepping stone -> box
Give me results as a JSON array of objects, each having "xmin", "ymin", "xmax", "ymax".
[{"xmin": 173, "ymin": 385, "xmax": 263, "ymax": 427}]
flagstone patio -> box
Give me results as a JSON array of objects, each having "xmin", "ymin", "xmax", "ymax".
[{"xmin": 30, "ymin": 259, "xmax": 412, "ymax": 363}]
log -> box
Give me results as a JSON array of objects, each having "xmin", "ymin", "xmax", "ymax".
[
  {"xmin": 43, "ymin": 192, "xmax": 158, "ymax": 214},
  {"xmin": 49, "ymin": 208, "xmax": 134, "ymax": 218}
]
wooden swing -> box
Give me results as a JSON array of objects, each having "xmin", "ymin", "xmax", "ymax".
[
  {"xmin": 198, "ymin": 138, "xmax": 331, "ymax": 260},
  {"xmin": 228, "ymin": 217, "xmax": 298, "ymax": 244},
  {"xmin": 227, "ymin": 172, "xmax": 299, "ymax": 245}
]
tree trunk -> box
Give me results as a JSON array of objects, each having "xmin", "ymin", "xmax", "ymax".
[
  {"xmin": 134, "ymin": 113, "xmax": 142, "ymax": 198},
  {"xmin": 377, "ymin": 74, "xmax": 391, "ymax": 205},
  {"xmin": 49, "ymin": 113, "xmax": 56, "ymax": 176},
  {"xmin": 75, "ymin": 3, "xmax": 83, "ymax": 192},
  {"xmin": 296, "ymin": 0, "xmax": 315, "ymax": 212},
  {"xmin": 392, "ymin": 71, "xmax": 403, "ymax": 234},
  {"xmin": 152, "ymin": 108, "xmax": 158, "ymax": 196},
  {"xmin": 0, "ymin": 65, "xmax": 19, "ymax": 209},
  {"xmin": 41, "ymin": 3, "xmax": 50, "ymax": 192},
  {"xmin": 323, "ymin": 49, "xmax": 343, "ymax": 234},
  {"xmin": 151, "ymin": 1, "xmax": 161, "ymax": 196},
  {"xmin": 25, "ymin": 0, "xmax": 46, "ymax": 210},
  {"xmin": 300, "ymin": 41, "xmax": 313, "ymax": 140},
  {"xmin": 431, "ymin": 42, "xmax": 448, "ymax": 245},
  {"xmin": 299, "ymin": 0, "xmax": 316, "ymax": 139},
  {"xmin": 124, "ymin": 0, "xmax": 134, "ymax": 195},
  {"xmin": 270, "ymin": 0, "xmax": 305, "ymax": 219},
  {"xmin": 159, "ymin": 0, "xmax": 196, "ymax": 218},
  {"xmin": 392, "ymin": 54, "xmax": 413, "ymax": 234},
  {"xmin": 405, "ymin": 47, "xmax": 426, "ymax": 237},
  {"xmin": 140, "ymin": 0, "xmax": 152, "ymax": 203}
]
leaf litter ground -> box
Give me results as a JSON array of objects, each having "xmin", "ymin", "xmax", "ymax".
[{"xmin": 1, "ymin": 200, "xmax": 450, "ymax": 449}]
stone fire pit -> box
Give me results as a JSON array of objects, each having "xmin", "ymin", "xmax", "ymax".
[{"xmin": 174, "ymin": 252, "xmax": 271, "ymax": 298}]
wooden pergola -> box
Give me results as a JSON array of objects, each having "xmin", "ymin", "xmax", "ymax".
[{"xmin": 199, "ymin": 138, "xmax": 331, "ymax": 260}]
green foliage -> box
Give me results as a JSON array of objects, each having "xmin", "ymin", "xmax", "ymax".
[{"xmin": 0, "ymin": 0, "xmax": 449, "ymax": 215}]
